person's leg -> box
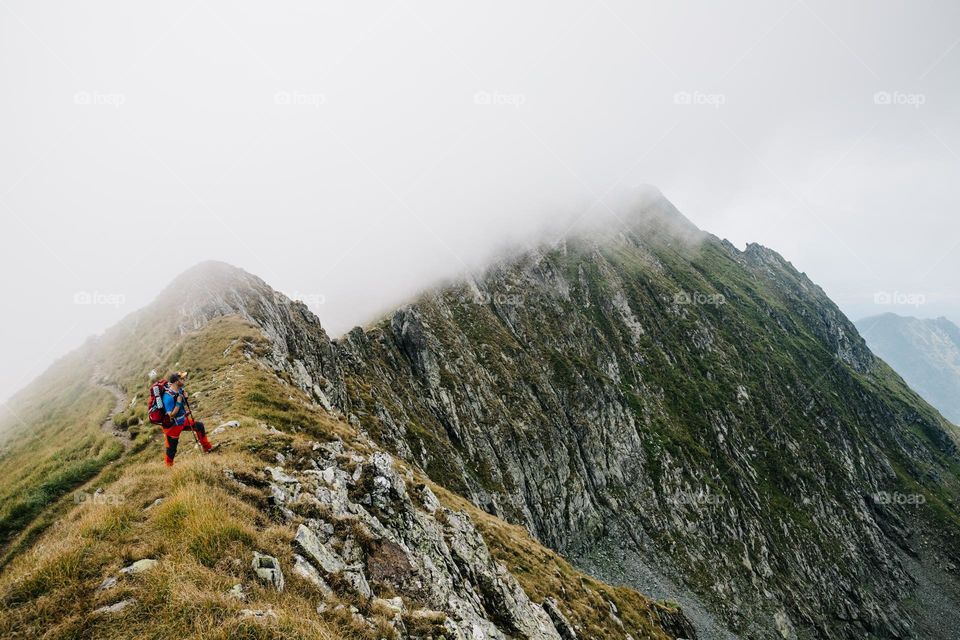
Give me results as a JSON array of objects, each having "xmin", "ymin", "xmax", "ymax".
[
  {"xmin": 191, "ymin": 421, "xmax": 213, "ymax": 452},
  {"xmin": 163, "ymin": 424, "xmax": 185, "ymax": 466}
]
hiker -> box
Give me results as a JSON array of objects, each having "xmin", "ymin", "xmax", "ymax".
[{"xmin": 161, "ymin": 372, "xmax": 216, "ymax": 466}]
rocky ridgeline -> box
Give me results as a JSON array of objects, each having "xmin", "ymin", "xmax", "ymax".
[
  {"xmin": 225, "ymin": 438, "xmax": 693, "ymax": 640},
  {"xmin": 157, "ymin": 192, "xmax": 960, "ymax": 638},
  {"xmin": 326, "ymin": 242, "xmax": 938, "ymax": 637}
]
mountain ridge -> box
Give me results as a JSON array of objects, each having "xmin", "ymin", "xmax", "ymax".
[
  {"xmin": 128, "ymin": 196, "xmax": 960, "ymax": 637},
  {"xmin": 0, "ymin": 299, "xmax": 693, "ymax": 640},
  {"xmin": 109, "ymin": 197, "xmax": 960, "ymax": 637},
  {"xmin": 2, "ymin": 193, "xmax": 960, "ymax": 639}
]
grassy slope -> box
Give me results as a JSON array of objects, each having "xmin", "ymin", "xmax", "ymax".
[
  {"xmin": 0, "ymin": 352, "xmax": 124, "ymax": 560},
  {"xmin": 0, "ymin": 315, "xmax": 682, "ymax": 639}
]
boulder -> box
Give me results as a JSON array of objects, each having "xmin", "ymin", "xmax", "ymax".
[
  {"xmin": 252, "ymin": 552, "xmax": 284, "ymax": 591},
  {"xmin": 294, "ymin": 524, "xmax": 344, "ymax": 574},
  {"xmin": 292, "ymin": 553, "xmax": 333, "ymax": 595},
  {"xmin": 340, "ymin": 569, "xmax": 373, "ymax": 600}
]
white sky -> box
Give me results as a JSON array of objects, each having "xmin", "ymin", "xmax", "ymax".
[{"xmin": 1, "ymin": 0, "xmax": 959, "ymax": 402}]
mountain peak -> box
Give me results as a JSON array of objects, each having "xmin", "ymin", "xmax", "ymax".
[
  {"xmin": 155, "ymin": 261, "xmax": 277, "ymax": 321},
  {"xmin": 597, "ymin": 185, "xmax": 705, "ymax": 243},
  {"xmin": 162, "ymin": 260, "xmax": 261, "ymax": 295}
]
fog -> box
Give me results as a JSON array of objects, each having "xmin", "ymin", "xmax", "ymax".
[{"xmin": 2, "ymin": 0, "xmax": 959, "ymax": 402}]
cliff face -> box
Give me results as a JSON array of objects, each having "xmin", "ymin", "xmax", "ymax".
[
  {"xmin": 109, "ymin": 194, "xmax": 960, "ymax": 639},
  {"xmin": 857, "ymin": 313, "xmax": 960, "ymax": 425},
  {"xmin": 315, "ymin": 202, "xmax": 958, "ymax": 638}
]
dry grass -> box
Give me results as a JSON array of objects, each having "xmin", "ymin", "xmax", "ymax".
[
  {"xmin": 0, "ymin": 313, "xmax": 683, "ymax": 639},
  {"xmin": 0, "ymin": 316, "xmax": 381, "ymax": 640},
  {"xmin": 0, "ymin": 445, "xmax": 355, "ymax": 640}
]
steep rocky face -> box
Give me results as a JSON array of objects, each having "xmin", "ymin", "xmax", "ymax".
[
  {"xmin": 255, "ymin": 441, "xmax": 566, "ymax": 640},
  {"xmin": 322, "ymin": 209, "xmax": 960, "ymax": 637},
  {"xmin": 857, "ymin": 314, "xmax": 960, "ymax": 425},
  {"xmin": 251, "ymin": 435, "xmax": 696, "ymax": 640},
  {"xmin": 154, "ymin": 192, "xmax": 960, "ymax": 639}
]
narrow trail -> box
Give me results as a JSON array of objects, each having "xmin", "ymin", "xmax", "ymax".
[{"xmin": 98, "ymin": 381, "xmax": 132, "ymax": 451}]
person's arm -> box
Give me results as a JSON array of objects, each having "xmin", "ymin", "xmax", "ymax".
[
  {"xmin": 163, "ymin": 391, "xmax": 183, "ymax": 419},
  {"xmin": 174, "ymin": 393, "xmax": 186, "ymax": 418}
]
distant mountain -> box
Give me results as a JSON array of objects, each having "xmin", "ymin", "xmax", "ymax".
[{"xmin": 857, "ymin": 313, "xmax": 960, "ymax": 424}]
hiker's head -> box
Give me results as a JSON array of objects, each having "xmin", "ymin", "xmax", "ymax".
[{"xmin": 168, "ymin": 372, "xmax": 186, "ymax": 390}]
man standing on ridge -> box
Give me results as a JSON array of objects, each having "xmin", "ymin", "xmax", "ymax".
[{"xmin": 162, "ymin": 372, "xmax": 216, "ymax": 466}]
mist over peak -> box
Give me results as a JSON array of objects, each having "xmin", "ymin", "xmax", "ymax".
[{"xmin": 2, "ymin": 1, "xmax": 960, "ymax": 400}]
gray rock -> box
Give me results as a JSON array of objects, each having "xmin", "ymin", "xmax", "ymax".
[
  {"xmin": 240, "ymin": 608, "xmax": 278, "ymax": 621},
  {"xmin": 265, "ymin": 466, "xmax": 298, "ymax": 485},
  {"xmin": 226, "ymin": 583, "xmax": 248, "ymax": 601},
  {"xmin": 252, "ymin": 552, "xmax": 285, "ymax": 591},
  {"xmin": 341, "ymin": 569, "xmax": 372, "ymax": 600},
  {"xmin": 294, "ymin": 524, "xmax": 345, "ymax": 574},
  {"xmin": 280, "ymin": 449, "xmax": 561, "ymax": 639},
  {"xmin": 93, "ymin": 598, "xmax": 136, "ymax": 615},
  {"xmin": 543, "ymin": 597, "xmax": 577, "ymax": 640},
  {"xmin": 120, "ymin": 559, "xmax": 158, "ymax": 575},
  {"xmin": 292, "ymin": 553, "xmax": 332, "ymax": 595},
  {"xmin": 95, "ymin": 576, "xmax": 118, "ymax": 592}
]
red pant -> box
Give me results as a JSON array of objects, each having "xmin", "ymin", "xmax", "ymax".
[{"xmin": 163, "ymin": 418, "xmax": 212, "ymax": 466}]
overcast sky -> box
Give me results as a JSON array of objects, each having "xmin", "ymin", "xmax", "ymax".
[{"xmin": 1, "ymin": 0, "xmax": 959, "ymax": 402}]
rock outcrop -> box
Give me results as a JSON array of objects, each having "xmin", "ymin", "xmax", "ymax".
[{"xmin": 250, "ymin": 437, "xmax": 581, "ymax": 640}]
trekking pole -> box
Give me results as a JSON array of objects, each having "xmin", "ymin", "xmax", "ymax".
[{"xmin": 183, "ymin": 395, "xmax": 202, "ymax": 448}]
